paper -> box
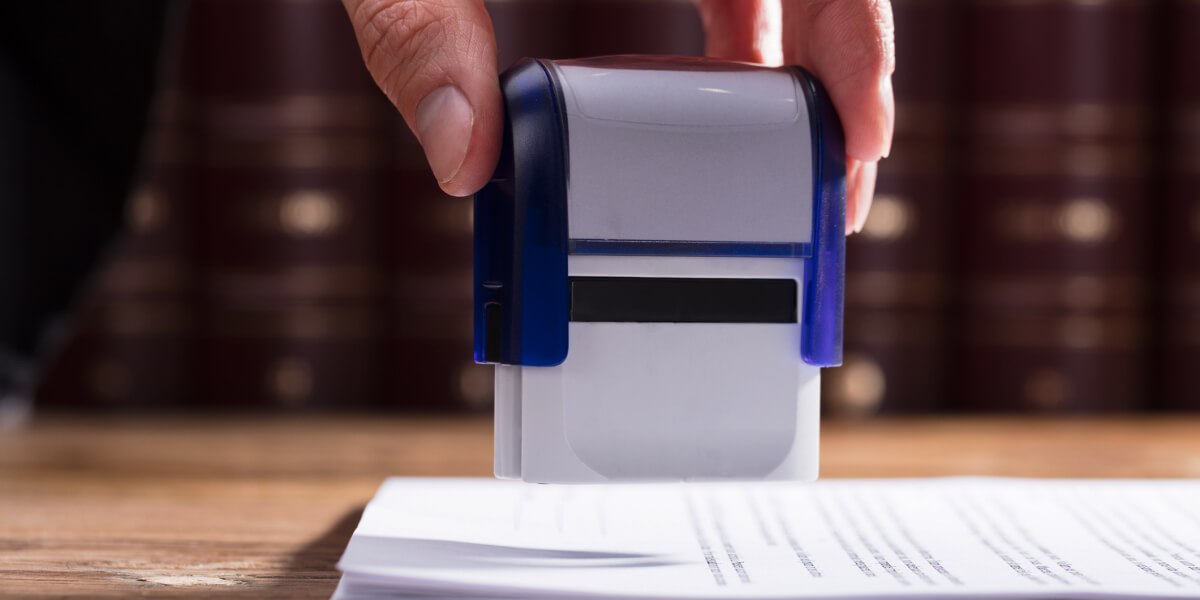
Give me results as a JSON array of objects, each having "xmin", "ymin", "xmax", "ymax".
[{"xmin": 335, "ymin": 477, "xmax": 1200, "ymax": 599}]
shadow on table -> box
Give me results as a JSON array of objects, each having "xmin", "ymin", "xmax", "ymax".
[{"xmin": 275, "ymin": 505, "xmax": 365, "ymax": 597}]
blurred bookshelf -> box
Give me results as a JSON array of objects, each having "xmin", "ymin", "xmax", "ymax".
[{"xmin": 30, "ymin": 0, "xmax": 1198, "ymax": 415}]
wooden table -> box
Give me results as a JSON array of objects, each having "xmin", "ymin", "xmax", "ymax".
[{"xmin": 3, "ymin": 414, "xmax": 1200, "ymax": 598}]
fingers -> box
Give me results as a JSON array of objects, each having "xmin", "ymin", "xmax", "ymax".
[
  {"xmin": 781, "ymin": 0, "xmax": 893, "ymax": 234},
  {"xmin": 782, "ymin": 0, "xmax": 894, "ymax": 163},
  {"xmin": 693, "ymin": 0, "xmax": 781, "ymax": 65},
  {"xmin": 342, "ymin": 0, "xmax": 502, "ymax": 196}
]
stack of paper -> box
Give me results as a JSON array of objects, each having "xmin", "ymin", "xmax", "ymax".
[{"xmin": 335, "ymin": 477, "xmax": 1200, "ymax": 599}]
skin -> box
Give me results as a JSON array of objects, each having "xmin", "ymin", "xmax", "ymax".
[{"xmin": 341, "ymin": 0, "xmax": 895, "ymax": 233}]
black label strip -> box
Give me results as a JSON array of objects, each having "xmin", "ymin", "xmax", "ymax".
[{"xmin": 569, "ymin": 277, "xmax": 797, "ymax": 323}]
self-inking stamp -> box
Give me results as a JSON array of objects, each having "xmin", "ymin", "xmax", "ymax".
[{"xmin": 474, "ymin": 56, "xmax": 845, "ymax": 483}]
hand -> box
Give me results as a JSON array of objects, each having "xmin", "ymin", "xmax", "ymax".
[
  {"xmin": 342, "ymin": 0, "xmax": 896, "ymax": 235},
  {"xmin": 341, "ymin": 0, "xmax": 503, "ymax": 197},
  {"xmin": 697, "ymin": 0, "xmax": 896, "ymax": 233}
]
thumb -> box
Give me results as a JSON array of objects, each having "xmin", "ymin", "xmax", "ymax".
[{"xmin": 343, "ymin": 0, "xmax": 502, "ymax": 197}]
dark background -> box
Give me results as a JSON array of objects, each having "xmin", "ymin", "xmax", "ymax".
[{"xmin": 1, "ymin": 0, "xmax": 1196, "ymax": 417}]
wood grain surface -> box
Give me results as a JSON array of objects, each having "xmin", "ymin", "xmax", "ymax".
[{"xmin": 3, "ymin": 414, "xmax": 1200, "ymax": 598}]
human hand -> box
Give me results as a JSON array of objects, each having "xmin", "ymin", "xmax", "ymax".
[
  {"xmin": 342, "ymin": 0, "xmax": 895, "ymax": 234},
  {"xmin": 341, "ymin": 0, "xmax": 503, "ymax": 197},
  {"xmin": 696, "ymin": 0, "xmax": 895, "ymax": 233}
]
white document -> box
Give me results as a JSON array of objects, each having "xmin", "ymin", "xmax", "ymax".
[{"xmin": 335, "ymin": 477, "xmax": 1200, "ymax": 599}]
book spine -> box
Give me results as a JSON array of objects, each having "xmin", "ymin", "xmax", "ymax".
[
  {"xmin": 1160, "ymin": 0, "xmax": 1200, "ymax": 410},
  {"xmin": 190, "ymin": 0, "xmax": 393, "ymax": 410},
  {"xmin": 34, "ymin": 12, "xmax": 196, "ymax": 410},
  {"xmin": 823, "ymin": 0, "xmax": 958, "ymax": 417},
  {"xmin": 33, "ymin": 100, "xmax": 197, "ymax": 409},
  {"xmin": 386, "ymin": 124, "xmax": 489, "ymax": 411},
  {"xmin": 487, "ymin": 0, "xmax": 704, "ymax": 68},
  {"xmin": 959, "ymin": 0, "xmax": 1153, "ymax": 411}
]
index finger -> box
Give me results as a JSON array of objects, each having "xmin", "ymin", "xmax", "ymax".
[{"xmin": 782, "ymin": 0, "xmax": 895, "ymax": 163}]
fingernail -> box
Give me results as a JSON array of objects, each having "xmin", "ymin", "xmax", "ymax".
[
  {"xmin": 879, "ymin": 77, "xmax": 895, "ymax": 159},
  {"xmin": 416, "ymin": 86, "xmax": 473, "ymax": 184},
  {"xmin": 852, "ymin": 161, "xmax": 879, "ymax": 234},
  {"xmin": 844, "ymin": 159, "xmax": 861, "ymax": 234}
]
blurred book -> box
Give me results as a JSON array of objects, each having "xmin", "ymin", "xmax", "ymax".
[
  {"xmin": 823, "ymin": 0, "xmax": 958, "ymax": 417},
  {"xmin": 188, "ymin": 0, "xmax": 393, "ymax": 410},
  {"xmin": 1160, "ymin": 0, "xmax": 1200, "ymax": 410},
  {"xmin": 957, "ymin": 0, "xmax": 1153, "ymax": 412},
  {"xmin": 387, "ymin": 120, "xmax": 490, "ymax": 411},
  {"xmin": 488, "ymin": 0, "xmax": 704, "ymax": 69},
  {"xmin": 34, "ymin": 9, "xmax": 195, "ymax": 410}
]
